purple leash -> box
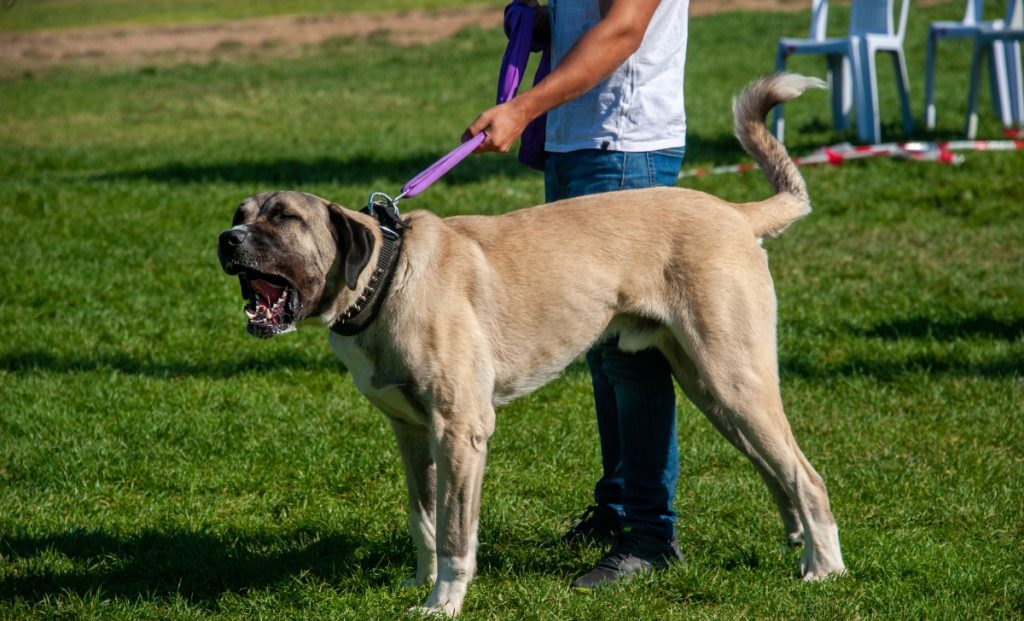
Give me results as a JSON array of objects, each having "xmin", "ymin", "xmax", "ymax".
[
  {"xmin": 396, "ymin": 132, "xmax": 487, "ymax": 202},
  {"xmin": 366, "ymin": 3, "xmax": 547, "ymax": 223}
]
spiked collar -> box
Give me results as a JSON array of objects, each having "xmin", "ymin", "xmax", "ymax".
[{"xmin": 329, "ymin": 205, "xmax": 407, "ymax": 337}]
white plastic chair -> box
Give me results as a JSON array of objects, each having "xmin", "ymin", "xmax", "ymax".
[
  {"xmin": 853, "ymin": 0, "xmax": 914, "ymax": 144},
  {"xmin": 924, "ymin": 0, "xmax": 1020, "ymax": 131},
  {"xmin": 965, "ymin": 0, "xmax": 1024, "ymax": 137},
  {"xmin": 773, "ymin": 0, "xmax": 913, "ymax": 144},
  {"xmin": 773, "ymin": 0, "xmax": 855, "ymax": 142}
]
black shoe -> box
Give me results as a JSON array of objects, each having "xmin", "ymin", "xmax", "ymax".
[
  {"xmin": 545, "ymin": 505, "xmax": 620, "ymax": 547},
  {"xmin": 570, "ymin": 529, "xmax": 683, "ymax": 590}
]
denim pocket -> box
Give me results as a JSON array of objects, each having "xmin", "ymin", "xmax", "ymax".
[{"xmin": 648, "ymin": 147, "xmax": 686, "ymax": 187}]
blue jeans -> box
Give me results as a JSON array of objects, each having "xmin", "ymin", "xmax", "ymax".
[{"xmin": 545, "ymin": 147, "xmax": 684, "ymax": 540}]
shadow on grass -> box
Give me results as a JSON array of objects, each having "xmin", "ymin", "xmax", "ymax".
[
  {"xmin": 0, "ymin": 526, "xmax": 588, "ymax": 606},
  {"xmin": 92, "ymin": 130, "xmax": 759, "ymax": 189},
  {"xmin": 93, "ymin": 150, "xmax": 537, "ymax": 188},
  {"xmin": 683, "ymin": 132, "xmax": 750, "ymax": 166},
  {"xmin": 92, "ymin": 125, "xmax": 867, "ymax": 189},
  {"xmin": 0, "ymin": 350, "xmax": 345, "ymax": 378},
  {"xmin": 4, "ymin": 311, "xmax": 1019, "ymax": 380},
  {"xmin": 781, "ymin": 312, "xmax": 1024, "ymax": 379},
  {"xmin": 0, "ymin": 527, "xmax": 406, "ymax": 606},
  {"xmin": 856, "ymin": 313, "xmax": 1024, "ymax": 341},
  {"xmin": 5, "ymin": 347, "xmax": 1020, "ymax": 386},
  {"xmin": 75, "ymin": 110, "xmax": 987, "ymax": 190},
  {"xmin": 780, "ymin": 351, "xmax": 1023, "ymax": 380}
]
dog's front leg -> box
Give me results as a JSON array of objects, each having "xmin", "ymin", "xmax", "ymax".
[
  {"xmin": 389, "ymin": 418, "xmax": 437, "ymax": 586},
  {"xmin": 414, "ymin": 408, "xmax": 494, "ymax": 617}
]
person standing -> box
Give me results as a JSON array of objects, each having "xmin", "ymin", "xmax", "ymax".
[{"xmin": 464, "ymin": 0, "xmax": 689, "ymax": 589}]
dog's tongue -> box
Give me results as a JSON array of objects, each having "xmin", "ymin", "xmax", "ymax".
[{"xmin": 252, "ymin": 279, "xmax": 283, "ymax": 303}]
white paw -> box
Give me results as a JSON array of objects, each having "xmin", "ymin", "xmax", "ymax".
[
  {"xmin": 408, "ymin": 602, "xmax": 458, "ymax": 618},
  {"xmin": 801, "ymin": 564, "xmax": 847, "ymax": 581},
  {"xmin": 800, "ymin": 524, "xmax": 845, "ymax": 580}
]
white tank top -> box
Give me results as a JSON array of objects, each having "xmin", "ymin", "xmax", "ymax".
[{"xmin": 545, "ymin": 0, "xmax": 689, "ymax": 153}]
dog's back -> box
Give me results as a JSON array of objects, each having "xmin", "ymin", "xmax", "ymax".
[{"xmin": 730, "ymin": 73, "xmax": 826, "ymax": 239}]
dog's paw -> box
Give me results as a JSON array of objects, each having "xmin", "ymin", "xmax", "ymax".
[
  {"xmin": 407, "ymin": 603, "xmax": 458, "ymax": 618},
  {"xmin": 801, "ymin": 563, "xmax": 848, "ymax": 581},
  {"xmin": 800, "ymin": 551, "xmax": 847, "ymax": 581}
]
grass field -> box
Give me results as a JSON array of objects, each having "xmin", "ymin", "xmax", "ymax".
[
  {"xmin": 1, "ymin": 1, "xmax": 1022, "ymax": 619},
  {"xmin": 0, "ymin": 0, "xmax": 504, "ymax": 32}
]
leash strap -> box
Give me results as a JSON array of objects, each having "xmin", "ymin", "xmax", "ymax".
[
  {"xmin": 398, "ymin": 133, "xmax": 487, "ymax": 200},
  {"xmin": 397, "ymin": 3, "xmax": 540, "ymax": 200}
]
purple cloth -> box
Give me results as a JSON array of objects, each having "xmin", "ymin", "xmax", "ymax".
[
  {"xmin": 497, "ymin": 2, "xmax": 535, "ymax": 103},
  {"xmin": 400, "ymin": 3, "xmax": 548, "ymax": 198},
  {"xmin": 503, "ymin": 2, "xmax": 550, "ymax": 171},
  {"xmin": 518, "ymin": 45, "xmax": 549, "ymax": 171}
]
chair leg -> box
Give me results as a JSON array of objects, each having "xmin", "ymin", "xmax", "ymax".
[
  {"xmin": 988, "ymin": 41, "xmax": 1011, "ymax": 125},
  {"xmin": 1005, "ymin": 40, "xmax": 1024, "ymax": 124},
  {"xmin": 858, "ymin": 42, "xmax": 881, "ymax": 143},
  {"xmin": 773, "ymin": 46, "xmax": 788, "ymax": 143},
  {"xmin": 827, "ymin": 54, "xmax": 852, "ymax": 131},
  {"xmin": 892, "ymin": 51, "xmax": 913, "ymax": 135},
  {"xmin": 924, "ymin": 30, "xmax": 938, "ymax": 129},
  {"xmin": 966, "ymin": 40, "xmax": 987, "ymax": 138}
]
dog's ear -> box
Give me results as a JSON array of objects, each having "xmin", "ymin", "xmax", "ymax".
[{"xmin": 328, "ymin": 203, "xmax": 375, "ymax": 291}]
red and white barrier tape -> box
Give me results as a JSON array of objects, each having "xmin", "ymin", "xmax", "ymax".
[{"xmin": 679, "ymin": 128, "xmax": 1024, "ymax": 178}]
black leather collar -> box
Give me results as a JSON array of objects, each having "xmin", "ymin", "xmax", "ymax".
[{"xmin": 329, "ymin": 226, "xmax": 403, "ymax": 337}]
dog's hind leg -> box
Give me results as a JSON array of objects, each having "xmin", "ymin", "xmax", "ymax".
[
  {"xmin": 694, "ymin": 351, "xmax": 843, "ymax": 579},
  {"xmin": 667, "ymin": 274, "xmax": 845, "ymax": 580},
  {"xmin": 691, "ymin": 355, "xmax": 843, "ymax": 578},
  {"xmin": 389, "ymin": 418, "xmax": 438, "ymax": 587},
  {"xmin": 661, "ymin": 343, "xmax": 804, "ymax": 546}
]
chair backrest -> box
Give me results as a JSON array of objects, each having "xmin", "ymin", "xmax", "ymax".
[
  {"xmin": 808, "ymin": 0, "xmax": 830, "ymax": 40},
  {"xmin": 1005, "ymin": 0, "xmax": 1022, "ymax": 28},
  {"xmin": 962, "ymin": 0, "xmax": 984, "ymax": 25},
  {"xmin": 850, "ymin": 0, "xmax": 910, "ymax": 40}
]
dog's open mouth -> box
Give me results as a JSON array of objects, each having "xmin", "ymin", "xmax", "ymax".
[{"xmin": 231, "ymin": 268, "xmax": 300, "ymax": 338}]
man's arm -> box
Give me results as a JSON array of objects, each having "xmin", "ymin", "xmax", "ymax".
[{"xmin": 464, "ymin": 0, "xmax": 663, "ymax": 153}]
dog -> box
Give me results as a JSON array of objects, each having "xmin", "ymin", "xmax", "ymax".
[{"xmin": 217, "ymin": 73, "xmax": 846, "ymax": 616}]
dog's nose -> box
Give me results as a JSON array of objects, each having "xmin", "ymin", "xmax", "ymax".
[{"xmin": 220, "ymin": 227, "xmax": 248, "ymax": 248}]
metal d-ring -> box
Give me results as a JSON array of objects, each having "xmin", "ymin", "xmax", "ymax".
[{"xmin": 365, "ymin": 191, "xmax": 410, "ymax": 233}]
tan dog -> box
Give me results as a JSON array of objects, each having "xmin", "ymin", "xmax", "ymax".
[{"xmin": 217, "ymin": 73, "xmax": 846, "ymax": 616}]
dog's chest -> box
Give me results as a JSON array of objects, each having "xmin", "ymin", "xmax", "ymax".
[{"xmin": 327, "ymin": 332, "xmax": 425, "ymax": 425}]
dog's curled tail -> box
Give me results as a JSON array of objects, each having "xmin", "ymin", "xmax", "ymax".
[{"xmin": 732, "ymin": 73, "xmax": 826, "ymax": 238}]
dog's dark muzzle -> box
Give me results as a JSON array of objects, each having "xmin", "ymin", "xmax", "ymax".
[{"xmin": 218, "ymin": 227, "xmax": 249, "ymax": 269}]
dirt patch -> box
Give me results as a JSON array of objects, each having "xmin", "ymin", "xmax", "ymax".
[{"xmin": 0, "ymin": 1, "xmax": 810, "ymax": 77}]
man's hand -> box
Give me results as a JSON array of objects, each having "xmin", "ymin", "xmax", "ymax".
[{"xmin": 462, "ymin": 100, "xmax": 531, "ymax": 154}]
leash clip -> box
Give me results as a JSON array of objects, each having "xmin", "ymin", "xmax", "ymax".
[{"xmin": 364, "ymin": 191, "xmax": 410, "ymax": 237}]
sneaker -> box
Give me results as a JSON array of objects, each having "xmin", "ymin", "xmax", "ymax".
[
  {"xmin": 570, "ymin": 529, "xmax": 683, "ymax": 590},
  {"xmin": 544, "ymin": 505, "xmax": 620, "ymax": 547}
]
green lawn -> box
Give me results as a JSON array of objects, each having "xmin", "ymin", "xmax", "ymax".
[
  {"xmin": 0, "ymin": 0, "xmax": 504, "ymax": 32},
  {"xmin": 1, "ymin": 1, "xmax": 1022, "ymax": 619}
]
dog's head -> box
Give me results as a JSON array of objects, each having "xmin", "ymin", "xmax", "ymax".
[{"xmin": 217, "ymin": 191, "xmax": 374, "ymax": 338}]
